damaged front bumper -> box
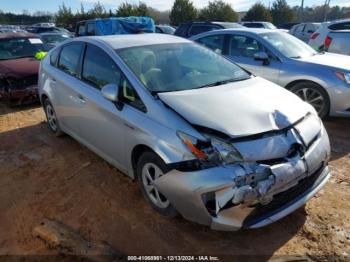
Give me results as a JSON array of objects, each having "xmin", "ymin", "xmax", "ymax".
[{"xmin": 154, "ymin": 117, "xmax": 331, "ymax": 231}]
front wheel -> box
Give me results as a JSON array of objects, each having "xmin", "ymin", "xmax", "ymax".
[
  {"xmin": 291, "ymin": 82, "xmax": 330, "ymax": 119},
  {"xmin": 136, "ymin": 151, "xmax": 178, "ymax": 217}
]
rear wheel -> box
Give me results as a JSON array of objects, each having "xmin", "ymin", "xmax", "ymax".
[
  {"xmin": 136, "ymin": 151, "xmax": 178, "ymax": 217},
  {"xmin": 290, "ymin": 82, "xmax": 330, "ymax": 119},
  {"xmin": 43, "ymin": 99, "xmax": 64, "ymax": 136}
]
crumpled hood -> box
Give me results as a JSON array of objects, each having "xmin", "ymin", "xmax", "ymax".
[
  {"xmin": 0, "ymin": 57, "xmax": 39, "ymax": 78},
  {"xmin": 158, "ymin": 77, "xmax": 312, "ymax": 138},
  {"xmin": 299, "ymin": 52, "xmax": 350, "ymax": 71}
]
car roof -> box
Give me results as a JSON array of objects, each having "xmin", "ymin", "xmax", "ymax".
[
  {"xmin": 76, "ymin": 33, "xmax": 190, "ymax": 49},
  {"xmin": 39, "ymin": 32, "xmax": 69, "ymax": 36},
  {"xmin": 0, "ymin": 32, "xmax": 38, "ymax": 39},
  {"xmin": 190, "ymin": 28, "xmax": 280, "ymax": 39}
]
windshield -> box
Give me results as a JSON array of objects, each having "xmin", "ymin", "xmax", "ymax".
[
  {"xmin": 41, "ymin": 34, "xmax": 71, "ymax": 44},
  {"xmin": 160, "ymin": 26, "xmax": 175, "ymax": 34},
  {"xmin": 261, "ymin": 32, "xmax": 317, "ymax": 58},
  {"xmin": 0, "ymin": 38, "xmax": 49, "ymax": 60},
  {"xmin": 265, "ymin": 23, "xmax": 277, "ymax": 29},
  {"xmin": 117, "ymin": 43, "xmax": 250, "ymax": 93}
]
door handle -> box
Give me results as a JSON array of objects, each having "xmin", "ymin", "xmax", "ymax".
[
  {"xmin": 69, "ymin": 95, "xmax": 86, "ymax": 104},
  {"xmin": 76, "ymin": 95, "xmax": 86, "ymax": 104}
]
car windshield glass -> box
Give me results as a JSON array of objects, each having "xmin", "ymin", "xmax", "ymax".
[
  {"xmin": 161, "ymin": 26, "xmax": 175, "ymax": 34},
  {"xmin": 0, "ymin": 38, "xmax": 49, "ymax": 60},
  {"xmin": 261, "ymin": 32, "xmax": 317, "ymax": 58},
  {"xmin": 117, "ymin": 43, "xmax": 250, "ymax": 93},
  {"xmin": 42, "ymin": 34, "xmax": 71, "ymax": 43},
  {"xmin": 265, "ymin": 23, "xmax": 277, "ymax": 29}
]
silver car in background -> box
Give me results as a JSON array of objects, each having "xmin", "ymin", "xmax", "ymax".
[
  {"xmin": 191, "ymin": 28, "xmax": 350, "ymax": 118},
  {"xmin": 324, "ymin": 30, "xmax": 350, "ymax": 56},
  {"xmin": 38, "ymin": 34, "xmax": 331, "ymax": 231}
]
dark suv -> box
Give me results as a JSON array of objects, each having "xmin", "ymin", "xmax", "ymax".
[{"xmin": 174, "ymin": 21, "xmax": 243, "ymax": 38}]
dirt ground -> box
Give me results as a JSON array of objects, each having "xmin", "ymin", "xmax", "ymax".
[{"xmin": 0, "ymin": 102, "xmax": 349, "ymax": 261}]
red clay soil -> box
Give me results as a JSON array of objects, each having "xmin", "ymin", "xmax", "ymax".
[{"xmin": 0, "ymin": 103, "xmax": 349, "ymax": 261}]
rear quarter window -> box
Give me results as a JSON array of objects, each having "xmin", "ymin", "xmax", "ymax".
[
  {"xmin": 329, "ymin": 22, "xmax": 350, "ymax": 31},
  {"xmin": 50, "ymin": 48, "xmax": 60, "ymax": 67}
]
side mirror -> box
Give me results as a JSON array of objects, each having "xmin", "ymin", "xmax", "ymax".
[
  {"xmin": 102, "ymin": 83, "xmax": 124, "ymax": 110},
  {"xmin": 254, "ymin": 51, "xmax": 270, "ymax": 65},
  {"xmin": 101, "ymin": 84, "xmax": 119, "ymax": 102}
]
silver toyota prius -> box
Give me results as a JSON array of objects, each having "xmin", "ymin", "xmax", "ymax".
[
  {"xmin": 38, "ymin": 34, "xmax": 331, "ymax": 231},
  {"xmin": 191, "ymin": 28, "xmax": 350, "ymax": 118}
]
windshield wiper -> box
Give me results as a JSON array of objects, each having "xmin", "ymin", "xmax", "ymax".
[
  {"xmin": 290, "ymin": 56, "xmax": 302, "ymax": 59},
  {"xmin": 196, "ymin": 78, "xmax": 245, "ymax": 89}
]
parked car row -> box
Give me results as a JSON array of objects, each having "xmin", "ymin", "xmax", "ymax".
[
  {"xmin": 38, "ymin": 34, "xmax": 332, "ymax": 231},
  {"xmin": 1, "ymin": 16, "xmax": 348, "ymax": 231}
]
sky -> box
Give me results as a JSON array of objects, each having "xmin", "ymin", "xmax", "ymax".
[{"xmin": 2, "ymin": 0, "xmax": 350, "ymax": 13}]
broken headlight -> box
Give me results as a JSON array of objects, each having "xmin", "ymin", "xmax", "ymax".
[{"xmin": 177, "ymin": 131, "xmax": 243, "ymax": 166}]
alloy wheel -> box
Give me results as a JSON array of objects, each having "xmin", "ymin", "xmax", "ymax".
[
  {"xmin": 141, "ymin": 163, "xmax": 170, "ymax": 209},
  {"xmin": 46, "ymin": 104, "xmax": 57, "ymax": 132},
  {"xmin": 294, "ymin": 87, "xmax": 325, "ymax": 115}
]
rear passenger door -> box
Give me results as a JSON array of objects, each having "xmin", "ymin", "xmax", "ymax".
[{"xmin": 51, "ymin": 42, "xmax": 85, "ymax": 135}]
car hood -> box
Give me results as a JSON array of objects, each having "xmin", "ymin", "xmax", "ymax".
[
  {"xmin": 299, "ymin": 52, "xmax": 350, "ymax": 71},
  {"xmin": 0, "ymin": 57, "xmax": 39, "ymax": 78},
  {"xmin": 158, "ymin": 77, "xmax": 312, "ymax": 138}
]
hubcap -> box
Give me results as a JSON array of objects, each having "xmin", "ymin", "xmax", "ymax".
[
  {"xmin": 46, "ymin": 104, "xmax": 57, "ymax": 132},
  {"xmin": 294, "ymin": 88, "xmax": 325, "ymax": 114},
  {"xmin": 141, "ymin": 163, "xmax": 170, "ymax": 209}
]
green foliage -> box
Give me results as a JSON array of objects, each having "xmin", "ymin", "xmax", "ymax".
[
  {"xmin": 116, "ymin": 2, "xmax": 150, "ymax": 17},
  {"xmin": 243, "ymin": 2, "xmax": 272, "ymax": 22},
  {"xmin": 170, "ymin": 0, "xmax": 197, "ymax": 26},
  {"xmin": 199, "ymin": 0, "xmax": 238, "ymax": 22},
  {"xmin": 270, "ymin": 0, "xmax": 295, "ymax": 25}
]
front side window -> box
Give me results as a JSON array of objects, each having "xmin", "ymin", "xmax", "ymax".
[
  {"xmin": 0, "ymin": 38, "xmax": 48, "ymax": 60},
  {"xmin": 82, "ymin": 45, "xmax": 121, "ymax": 89},
  {"xmin": 261, "ymin": 32, "xmax": 317, "ymax": 58},
  {"xmin": 117, "ymin": 43, "xmax": 250, "ymax": 93},
  {"xmin": 197, "ymin": 35, "xmax": 225, "ymax": 54},
  {"xmin": 58, "ymin": 43, "xmax": 83, "ymax": 77},
  {"xmin": 228, "ymin": 35, "xmax": 264, "ymax": 57}
]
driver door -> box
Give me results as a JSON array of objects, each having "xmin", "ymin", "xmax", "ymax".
[{"xmin": 225, "ymin": 34, "xmax": 281, "ymax": 83}]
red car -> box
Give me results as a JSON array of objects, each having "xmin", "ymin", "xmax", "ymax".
[{"xmin": 0, "ymin": 32, "xmax": 48, "ymax": 105}]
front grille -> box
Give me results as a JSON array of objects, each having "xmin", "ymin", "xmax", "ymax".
[{"xmin": 242, "ymin": 164, "xmax": 327, "ymax": 228}]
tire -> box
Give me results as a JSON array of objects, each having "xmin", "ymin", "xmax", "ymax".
[
  {"xmin": 290, "ymin": 82, "xmax": 330, "ymax": 119},
  {"xmin": 43, "ymin": 99, "xmax": 64, "ymax": 136},
  {"xmin": 136, "ymin": 151, "xmax": 178, "ymax": 217}
]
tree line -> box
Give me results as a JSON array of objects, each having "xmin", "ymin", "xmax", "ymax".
[{"xmin": 0, "ymin": 0, "xmax": 349, "ymax": 29}]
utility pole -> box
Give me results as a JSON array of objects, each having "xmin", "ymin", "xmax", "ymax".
[
  {"xmin": 323, "ymin": 0, "xmax": 331, "ymax": 22},
  {"xmin": 300, "ymin": 0, "xmax": 305, "ymax": 22}
]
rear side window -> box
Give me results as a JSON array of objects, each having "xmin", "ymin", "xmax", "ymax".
[
  {"xmin": 87, "ymin": 23, "xmax": 96, "ymax": 36},
  {"xmin": 58, "ymin": 43, "xmax": 83, "ymax": 77},
  {"xmin": 329, "ymin": 22, "xmax": 350, "ymax": 31},
  {"xmin": 189, "ymin": 25, "xmax": 220, "ymax": 36},
  {"xmin": 77, "ymin": 23, "xmax": 86, "ymax": 36},
  {"xmin": 50, "ymin": 48, "xmax": 60, "ymax": 67},
  {"xmin": 197, "ymin": 35, "xmax": 225, "ymax": 55},
  {"xmin": 174, "ymin": 24, "xmax": 187, "ymax": 36},
  {"xmin": 244, "ymin": 23, "xmax": 264, "ymax": 28},
  {"xmin": 295, "ymin": 24, "xmax": 305, "ymax": 33},
  {"xmin": 82, "ymin": 45, "xmax": 121, "ymax": 89}
]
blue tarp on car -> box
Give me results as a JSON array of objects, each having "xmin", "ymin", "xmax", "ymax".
[{"xmin": 95, "ymin": 16, "xmax": 155, "ymax": 35}]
